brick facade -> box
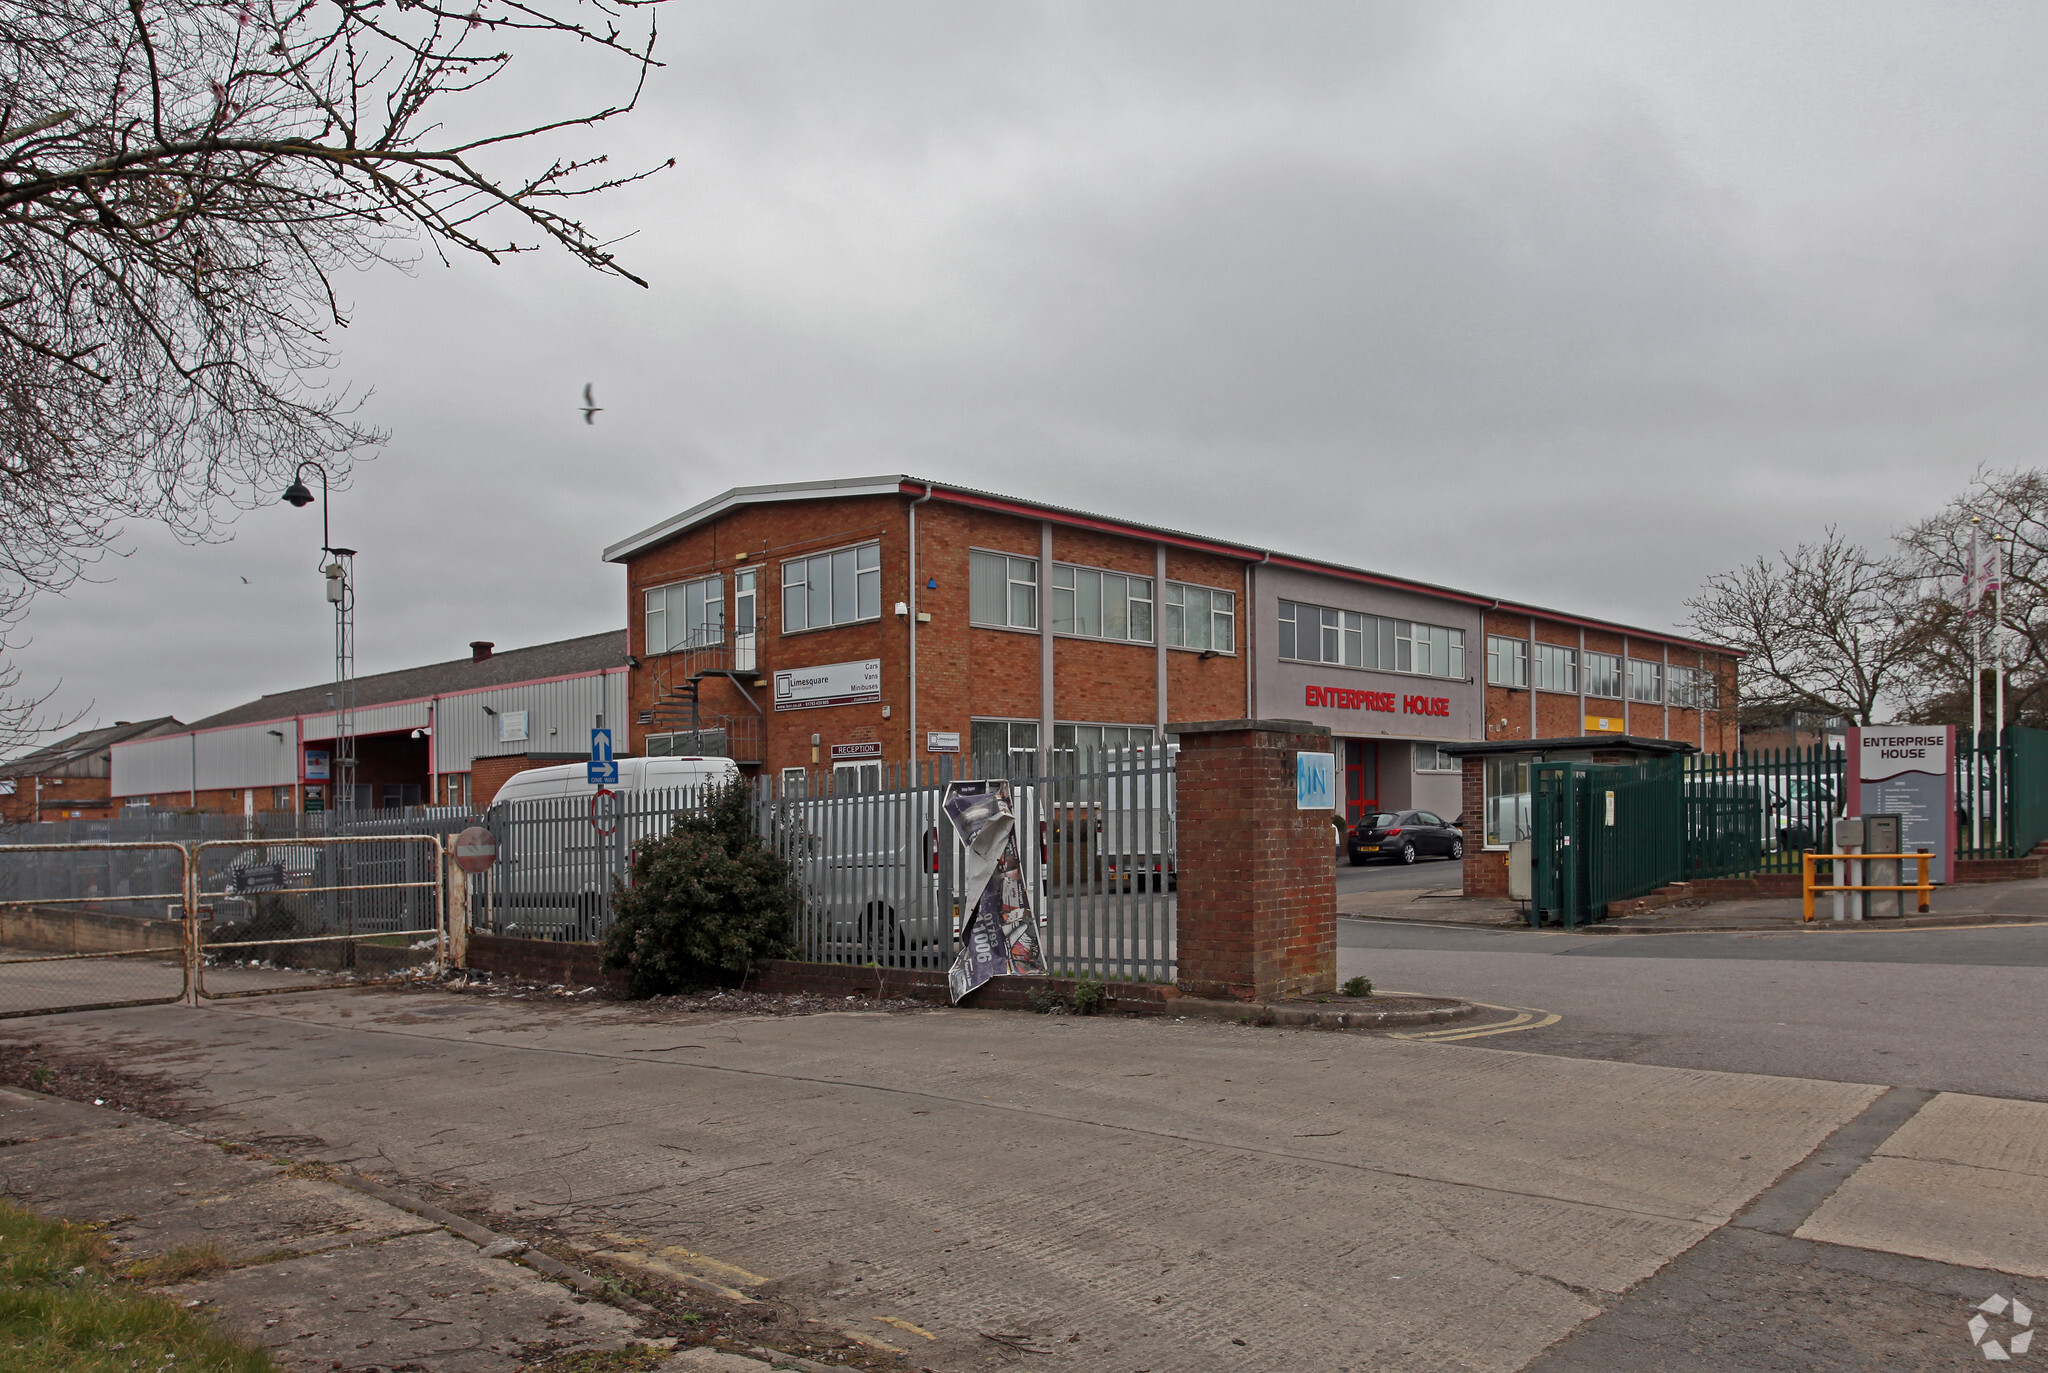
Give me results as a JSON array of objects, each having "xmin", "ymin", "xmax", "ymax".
[
  {"xmin": 1172, "ymin": 720, "xmax": 1337, "ymax": 1001},
  {"xmin": 609, "ymin": 481, "xmax": 1741, "ymax": 789}
]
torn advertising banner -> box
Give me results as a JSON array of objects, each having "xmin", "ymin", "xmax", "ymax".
[{"xmin": 943, "ymin": 779, "xmax": 1046, "ymax": 1003}]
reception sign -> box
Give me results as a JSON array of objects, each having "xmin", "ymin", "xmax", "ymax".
[{"xmin": 1849, "ymin": 725, "xmax": 1955, "ymax": 883}]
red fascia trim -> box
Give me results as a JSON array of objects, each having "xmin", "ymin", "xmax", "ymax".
[
  {"xmin": 907, "ymin": 483, "xmax": 1261, "ymax": 561},
  {"xmin": 896, "ymin": 482, "xmax": 1740, "ymax": 659},
  {"xmin": 1483, "ymin": 605, "xmax": 1742, "ymax": 658},
  {"xmin": 1260, "ymin": 553, "xmax": 1495, "ymax": 609}
]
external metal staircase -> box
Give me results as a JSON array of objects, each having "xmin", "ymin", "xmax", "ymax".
[{"xmin": 643, "ymin": 630, "xmax": 765, "ymax": 764}]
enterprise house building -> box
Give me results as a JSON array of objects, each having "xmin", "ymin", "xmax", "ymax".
[{"xmin": 604, "ymin": 476, "xmax": 1738, "ymax": 831}]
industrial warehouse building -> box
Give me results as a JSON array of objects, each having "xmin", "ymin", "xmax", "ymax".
[
  {"xmin": 604, "ymin": 475, "xmax": 1739, "ymax": 828},
  {"xmin": 108, "ymin": 633, "xmax": 629, "ymax": 814}
]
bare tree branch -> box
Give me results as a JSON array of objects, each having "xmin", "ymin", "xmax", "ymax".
[
  {"xmin": 1685, "ymin": 529, "xmax": 1924, "ymax": 727},
  {"xmin": 0, "ymin": 0, "xmax": 668, "ymax": 747}
]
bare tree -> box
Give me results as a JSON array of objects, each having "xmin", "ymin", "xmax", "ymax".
[
  {"xmin": 0, "ymin": 0, "xmax": 667, "ymax": 751},
  {"xmin": 1898, "ymin": 467, "xmax": 2048, "ymax": 729},
  {"xmin": 1685, "ymin": 529, "xmax": 1924, "ymax": 727}
]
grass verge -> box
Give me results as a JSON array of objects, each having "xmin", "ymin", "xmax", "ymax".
[{"xmin": 0, "ymin": 1200, "xmax": 274, "ymax": 1372}]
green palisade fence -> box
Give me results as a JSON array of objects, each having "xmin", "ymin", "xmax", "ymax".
[
  {"xmin": 1683, "ymin": 745, "xmax": 1844, "ymax": 877},
  {"xmin": 2008, "ymin": 727, "xmax": 2048, "ymax": 860}
]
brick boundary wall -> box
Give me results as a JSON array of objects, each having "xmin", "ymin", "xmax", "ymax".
[
  {"xmin": 1459, "ymin": 757, "xmax": 1509, "ymax": 897},
  {"xmin": 458, "ymin": 940, "xmax": 1179, "ymax": 1011},
  {"xmin": 1173, "ymin": 719, "xmax": 1337, "ymax": 1002},
  {"xmin": 466, "ymin": 933, "xmax": 628, "ymax": 990}
]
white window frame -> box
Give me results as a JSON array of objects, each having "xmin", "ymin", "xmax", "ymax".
[
  {"xmin": 1483, "ymin": 757, "xmax": 1532, "ymax": 849},
  {"xmin": 1628, "ymin": 658, "xmax": 1664, "ymax": 704},
  {"xmin": 833, "ymin": 760, "xmax": 883, "ymax": 794},
  {"xmin": 1486, "ymin": 635, "xmax": 1528, "ymax": 688},
  {"xmin": 1413, "ymin": 743, "xmax": 1459, "ymax": 773},
  {"xmin": 782, "ymin": 541, "xmax": 881, "ymax": 634},
  {"xmin": 969, "ymin": 549, "xmax": 1040, "ymax": 631},
  {"xmin": 1533, "ymin": 642, "xmax": 1577, "ymax": 694},
  {"xmin": 1279, "ymin": 599, "xmax": 1464, "ymax": 679},
  {"xmin": 1583, "ymin": 650, "xmax": 1623, "ymax": 700},
  {"xmin": 1164, "ymin": 582, "xmax": 1237, "ymax": 654},
  {"xmin": 1051, "ymin": 562, "xmax": 1154, "ymax": 644},
  {"xmin": 1669, "ymin": 664, "xmax": 1717, "ymax": 710},
  {"xmin": 779, "ymin": 766, "xmax": 810, "ymax": 797},
  {"xmin": 732, "ymin": 568, "xmax": 758, "ymax": 672},
  {"xmin": 644, "ymin": 574, "xmax": 725, "ymax": 656},
  {"xmin": 971, "ymin": 718, "xmax": 1040, "ymax": 777}
]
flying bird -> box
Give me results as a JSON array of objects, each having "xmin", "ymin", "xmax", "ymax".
[
  {"xmin": 580, "ymin": 383, "xmax": 602, "ymax": 425},
  {"xmin": 240, "ymin": 576, "xmax": 249, "ymax": 584}
]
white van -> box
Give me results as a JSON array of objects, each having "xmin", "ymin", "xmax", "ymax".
[
  {"xmin": 485, "ymin": 755, "xmax": 740, "ymax": 940},
  {"xmin": 490, "ymin": 755, "xmax": 739, "ymax": 808}
]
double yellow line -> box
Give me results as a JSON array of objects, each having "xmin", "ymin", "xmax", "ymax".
[{"xmin": 1388, "ymin": 1000, "xmax": 1561, "ymax": 1043}]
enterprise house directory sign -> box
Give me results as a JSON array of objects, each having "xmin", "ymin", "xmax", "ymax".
[{"xmin": 1850, "ymin": 725, "xmax": 1956, "ymax": 883}]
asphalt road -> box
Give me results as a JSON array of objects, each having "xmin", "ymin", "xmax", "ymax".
[
  {"xmin": 1332, "ymin": 853, "xmax": 1461, "ymax": 897},
  {"xmin": 1339, "ymin": 919, "xmax": 2048, "ymax": 1101}
]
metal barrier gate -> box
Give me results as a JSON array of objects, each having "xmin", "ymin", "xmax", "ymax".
[
  {"xmin": 0, "ymin": 842, "xmax": 193, "ymax": 1019},
  {"xmin": 192, "ymin": 836, "xmax": 445, "ymax": 1000}
]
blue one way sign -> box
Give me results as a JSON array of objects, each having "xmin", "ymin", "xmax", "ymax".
[{"xmin": 588, "ymin": 728, "xmax": 619, "ymax": 785}]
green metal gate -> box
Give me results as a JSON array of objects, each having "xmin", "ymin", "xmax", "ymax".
[{"xmin": 1531, "ymin": 758, "xmax": 1686, "ymax": 927}]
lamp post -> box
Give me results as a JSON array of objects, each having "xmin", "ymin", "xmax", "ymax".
[{"xmin": 282, "ymin": 462, "xmax": 357, "ymax": 816}]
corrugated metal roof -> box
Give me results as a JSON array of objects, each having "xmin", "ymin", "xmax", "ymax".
[
  {"xmin": 184, "ymin": 631, "xmax": 628, "ymax": 730},
  {"xmin": 0, "ymin": 717, "xmax": 184, "ymax": 777}
]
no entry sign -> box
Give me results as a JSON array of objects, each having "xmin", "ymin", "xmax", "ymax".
[{"xmin": 452, "ymin": 826, "xmax": 499, "ymax": 873}]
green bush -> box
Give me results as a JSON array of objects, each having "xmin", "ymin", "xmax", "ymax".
[
  {"xmin": 1341, "ymin": 975, "xmax": 1373, "ymax": 998},
  {"xmin": 1071, "ymin": 977, "xmax": 1106, "ymax": 1015},
  {"xmin": 599, "ymin": 778, "xmax": 799, "ymax": 998}
]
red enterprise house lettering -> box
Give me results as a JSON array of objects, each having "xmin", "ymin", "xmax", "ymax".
[{"xmin": 1304, "ymin": 684, "xmax": 1451, "ymax": 718}]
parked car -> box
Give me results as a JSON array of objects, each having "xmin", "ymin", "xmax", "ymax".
[{"xmin": 1348, "ymin": 810, "xmax": 1464, "ymax": 866}]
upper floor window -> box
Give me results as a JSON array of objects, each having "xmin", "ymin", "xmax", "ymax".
[
  {"xmin": 1164, "ymin": 582, "xmax": 1235, "ymax": 653},
  {"xmin": 1486, "ymin": 635, "xmax": 1528, "ymax": 688},
  {"xmin": 969, "ymin": 550, "xmax": 1038, "ymax": 630},
  {"xmin": 645, "ymin": 575, "xmax": 722, "ymax": 655},
  {"xmin": 1277, "ymin": 600, "xmax": 1465, "ymax": 679},
  {"xmin": 783, "ymin": 541, "xmax": 880, "ymax": 633},
  {"xmin": 1669, "ymin": 664, "xmax": 1718, "ymax": 710},
  {"xmin": 1583, "ymin": 651, "xmax": 1622, "ymax": 699},
  {"xmin": 1533, "ymin": 643, "xmax": 1577, "ymax": 694},
  {"xmin": 1628, "ymin": 658, "xmax": 1664, "ymax": 704},
  {"xmin": 1052, "ymin": 564, "xmax": 1153, "ymax": 643}
]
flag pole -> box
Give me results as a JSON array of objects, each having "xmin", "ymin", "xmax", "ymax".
[
  {"xmin": 1971, "ymin": 516, "xmax": 1983, "ymax": 855},
  {"xmin": 1995, "ymin": 533, "xmax": 2006, "ymax": 854}
]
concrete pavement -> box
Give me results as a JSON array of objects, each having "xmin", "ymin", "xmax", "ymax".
[{"xmin": 6, "ymin": 990, "xmax": 1884, "ymax": 1372}]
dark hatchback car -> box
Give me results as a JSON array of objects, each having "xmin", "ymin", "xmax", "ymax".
[{"xmin": 1347, "ymin": 810, "xmax": 1464, "ymax": 866}]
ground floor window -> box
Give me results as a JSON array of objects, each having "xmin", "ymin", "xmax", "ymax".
[
  {"xmin": 1484, "ymin": 757, "xmax": 1532, "ymax": 848},
  {"xmin": 1414, "ymin": 743, "xmax": 1459, "ymax": 773},
  {"xmin": 1050, "ymin": 722, "xmax": 1155, "ymax": 767},
  {"xmin": 971, "ymin": 719, "xmax": 1040, "ymax": 779},
  {"xmin": 779, "ymin": 766, "xmax": 810, "ymax": 797},
  {"xmin": 833, "ymin": 760, "xmax": 883, "ymax": 794}
]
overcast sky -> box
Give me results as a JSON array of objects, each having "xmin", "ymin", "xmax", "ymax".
[{"xmin": 17, "ymin": 2, "xmax": 2048, "ymax": 734}]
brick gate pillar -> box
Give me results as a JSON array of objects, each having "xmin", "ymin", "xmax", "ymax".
[{"xmin": 1173, "ymin": 719, "xmax": 1337, "ymax": 1001}]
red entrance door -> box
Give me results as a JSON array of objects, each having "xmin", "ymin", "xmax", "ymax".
[{"xmin": 1344, "ymin": 740, "xmax": 1378, "ymax": 824}]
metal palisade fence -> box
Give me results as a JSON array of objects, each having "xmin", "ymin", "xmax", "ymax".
[
  {"xmin": 1682, "ymin": 744, "xmax": 1845, "ymax": 879},
  {"xmin": 474, "ymin": 747, "xmax": 1178, "ymax": 984}
]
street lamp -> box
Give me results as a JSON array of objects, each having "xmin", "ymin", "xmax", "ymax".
[{"xmin": 282, "ymin": 462, "xmax": 356, "ymax": 815}]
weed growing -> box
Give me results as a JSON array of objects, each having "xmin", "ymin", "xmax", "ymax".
[{"xmin": 0, "ymin": 1200, "xmax": 273, "ymax": 1372}]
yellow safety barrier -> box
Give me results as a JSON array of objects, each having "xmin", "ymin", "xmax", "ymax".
[{"xmin": 1800, "ymin": 851, "xmax": 1933, "ymax": 922}]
